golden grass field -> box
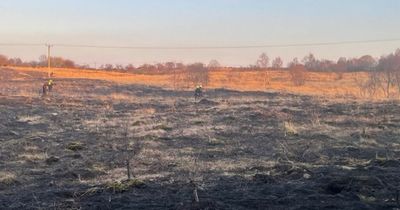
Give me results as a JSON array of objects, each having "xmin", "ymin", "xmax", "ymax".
[{"xmin": 10, "ymin": 66, "xmax": 377, "ymax": 98}]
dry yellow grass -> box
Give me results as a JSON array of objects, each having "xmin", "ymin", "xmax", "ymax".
[
  {"xmin": 0, "ymin": 171, "xmax": 18, "ymax": 186},
  {"xmin": 18, "ymin": 153, "xmax": 47, "ymax": 162},
  {"xmin": 10, "ymin": 66, "xmax": 390, "ymax": 98}
]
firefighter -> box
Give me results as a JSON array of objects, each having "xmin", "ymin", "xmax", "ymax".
[
  {"xmin": 194, "ymin": 84, "xmax": 203, "ymax": 101},
  {"xmin": 47, "ymin": 79, "xmax": 54, "ymax": 92},
  {"xmin": 42, "ymin": 83, "xmax": 48, "ymax": 96}
]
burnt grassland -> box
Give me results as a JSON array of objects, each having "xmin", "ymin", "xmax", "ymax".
[{"xmin": 1, "ymin": 68, "xmax": 400, "ymax": 209}]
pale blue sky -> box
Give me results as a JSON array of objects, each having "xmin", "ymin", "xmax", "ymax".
[{"xmin": 0, "ymin": 0, "xmax": 399, "ymax": 66}]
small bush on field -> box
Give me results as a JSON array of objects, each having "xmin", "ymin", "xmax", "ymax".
[
  {"xmin": 106, "ymin": 179, "xmax": 144, "ymax": 193},
  {"xmin": 0, "ymin": 172, "xmax": 19, "ymax": 186},
  {"xmin": 193, "ymin": 120, "xmax": 205, "ymax": 125},
  {"xmin": 67, "ymin": 142, "xmax": 85, "ymax": 151},
  {"xmin": 132, "ymin": 121, "xmax": 145, "ymax": 126},
  {"xmin": 154, "ymin": 124, "xmax": 173, "ymax": 131},
  {"xmin": 284, "ymin": 121, "xmax": 298, "ymax": 136},
  {"xmin": 208, "ymin": 138, "xmax": 223, "ymax": 146}
]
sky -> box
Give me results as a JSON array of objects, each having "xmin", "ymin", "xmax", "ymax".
[{"xmin": 0, "ymin": 0, "xmax": 400, "ymax": 67}]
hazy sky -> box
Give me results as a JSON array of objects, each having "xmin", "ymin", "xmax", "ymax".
[{"xmin": 1, "ymin": 0, "xmax": 400, "ymax": 67}]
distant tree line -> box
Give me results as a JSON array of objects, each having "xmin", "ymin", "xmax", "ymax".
[
  {"xmin": 253, "ymin": 49, "xmax": 400, "ymax": 73},
  {"xmin": 251, "ymin": 50, "xmax": 400, "ymax": 89},
  {"xmin": 0, "ymin": 54, "xmax": 76, "ymax": 68},
  {"xmin": 0, "ymin": 49, "xmax": 399, "ymax": 74}
]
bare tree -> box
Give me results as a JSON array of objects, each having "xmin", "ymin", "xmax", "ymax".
[
  {"xmin": 366, "ymin": 71, "xmax": 381, "ymax": 98},
  {"xmin": 115, "ymin": 64, "xmax": 124, "ymax": 71},
  {"xmin": 102, "ymin": 64, "xmax": 114, "ymax": 70},
  {"xmin": 38, "ymin": 55, "xmax": 47, "ymax": 67},
  {"xmin": 8, "ymin": 58, "xmax": 23, "ymax": 66},
  {"xmin": 288, "ymin": 58, "xmax": 300, "ymax": 69},
  {"xmin": 272, "ymin": 57, "xmax": 283, "ymax": 69},
  {"xmin": 165, "ymin": 62, "xmax": 176, "ymax": 73},
  {"xmin": 0, "ymin": 55, "xmax": 9, "ymax": 66},
  {"xmin": 121, "ymin": 119, "xmax": 142, "ymax": 180},
  {"xmin": 358, "ymin": 55, "xmax": 377, "ymax": 71},
  {"xmin": 303, "ymin": 53, "xmax": 318, "ymax": 71},
  {"xmin": 256, "ymin": 53, "xmax": 269, "ymax": 69},
  {"xmin": 380, "ymin": 70, "xmax": 395, "ymax": 98},
  {"xmin": 336, "ymin": 57, "xmax": 348, "ymax": 72},
  {"xmin": 391, "ymin": 50, "xmax": 400, "ymax": 96},
  {"xmin": 353, "ymin": 73, "xmax": 368, "ymax": 98},
  {"xmin": 354, "ymin": 71, "xmax": 382, "ymax": 98},
  {"xmin": 377, "ymin": 54, "xmax": 398, "ymax": 98},
  {"xmin": 125, "ymin": 64, "xmax": 136, "ymax": 71},
  {"xmin": 208, "ymin": 59, "xmax": 221, "ymax": 69}
]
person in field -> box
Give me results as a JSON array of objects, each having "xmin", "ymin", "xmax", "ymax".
[
  {"xmin": 47, "ymin": 79, "xmax": 54, "ymax": 92},
  {"xmin": 42, "ymin": 83, "xmax": 48, "ymax": 96},
  {"xmin": 194, "ymin": 84, "xmax": 203, "ymax": 101},
  {"xmin": 42, "ymin": 79, "xmax": 55, "ymax": 96}
]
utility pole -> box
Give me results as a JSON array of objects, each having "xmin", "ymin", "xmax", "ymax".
[{"xmin": 46, "ymin": 44, "xmax": 53, "ymax": 78}]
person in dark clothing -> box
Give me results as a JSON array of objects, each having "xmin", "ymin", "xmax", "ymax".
[
  {"xmin": 47, "ymin": 79, "xmax": 54, "ymax": 92},
  {"xmin": 194, "ymin": 85, "xmax": 203, "ymax": 101},
  {"xmin": 42, "ymin": 79, "xmax": 54, "ymax": 96},
  {"xmin": 42, "ymin": 83, "xmax": 48, "ymax": 96}
]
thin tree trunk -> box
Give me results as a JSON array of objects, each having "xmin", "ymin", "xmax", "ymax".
[
  {"xmin": 193, "ymin": 184, "xmax": 199, "ymax": 203},
  {"xmin": 126, "ymin": 159, "xmax": 131, "ymax": 180}
]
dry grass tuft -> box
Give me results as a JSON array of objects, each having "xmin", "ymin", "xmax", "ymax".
[
  {"xmin": 154, "ymin": 124, "xmax": 173, "ymax": 131},
  {"xmin": 284, "ymin": 121, "xmax": 298, "ymax": 136},
  {"xmin": 0, "ymin": 171, "xmax": 19, "ymax": 186},
  {"xmin": 17, "ymin": 115, "xmax": 43, "ymax": 125},
  {"xmin": 106, "ymin": 179, "xmax": 144, "ymax": 193},
  {"xmin": 18, "ymin": 153, "xmax": 47, "ymax": 162},
  {"xmin": 67, "ymin": 142, "xmax": 85, "ymax": 151}
]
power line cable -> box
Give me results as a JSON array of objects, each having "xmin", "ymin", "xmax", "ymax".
[
  {"xmin": 0, "ymin": 38, "xmax": 400, "ymax": 49},
  {"xmin": 0, "ymin": 43, "xmax": 44, "ymax": 47},
  {"xmin": 54, "ymin": 38, "xmax": 400, "ymax": 49}
]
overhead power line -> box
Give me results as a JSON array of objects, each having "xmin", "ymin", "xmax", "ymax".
[
  {"xmin": 0, "ymin": 43, "xmax": 44, "ymax": 47},
  {"xmin": 0, "ymin": 38, "xmax": 400, "ymax": 50},
  {"xmin": 54, "ymin": 38, "xmax": 400, "ymax": 50}
]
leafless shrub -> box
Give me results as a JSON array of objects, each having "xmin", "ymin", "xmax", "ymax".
[
  {"xmin": 353, "ymin": 73, "xmax": 368, "ymax": 98},
  {"xmin": 120, "ymin": 118, "xmax": 142, "ymax": 180},
  {"xmin": 189, "ymin": 155, "xmax": 201, "ymax": 203},
  {"xmin": 185, "ymin": 63, "xmax": 209, "ymax": 87},
  {"xmin": 283, "ymin": 121, "xmax": 297, "ymax": 137},
  {"xmin": 378, "ymin": 70, "xmax": 396, "ymax": 98},
  {"xmin": 262, "ymin": 70, "xmax": 270, "ymax": 88},
  {"xmin": 395, "ymin": 71, "xmax": 400, "ymax": 95},
  {"xmin": 354, "ymin": 72, "xmax": 382, "ymax": 98},
  {"xmin": 309, "ymin": 110, "xmax": 321, "ymax": 127},
  {"xmin": 376, "ymin": 51, "xmax": 400, "ymax": 98},
  {"xmin": 178, "ymin": 152, "xmax": 206, "ymax": 203},
  {"xmin": 365, "ymin": 71, "xmax": 381, "ymax": 98},
  {"xmin": 289, "ymin": 65, "xmax": 307, "ymax": 86}
]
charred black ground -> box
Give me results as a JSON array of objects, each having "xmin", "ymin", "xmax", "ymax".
[{"xmin": 1, "ymin": 68, "xmax": 400, "ymax": 210}]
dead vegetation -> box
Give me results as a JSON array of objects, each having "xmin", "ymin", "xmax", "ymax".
[{"xmin": 1, "ymin": 67, "xmax": 400, "ymax": 209}]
